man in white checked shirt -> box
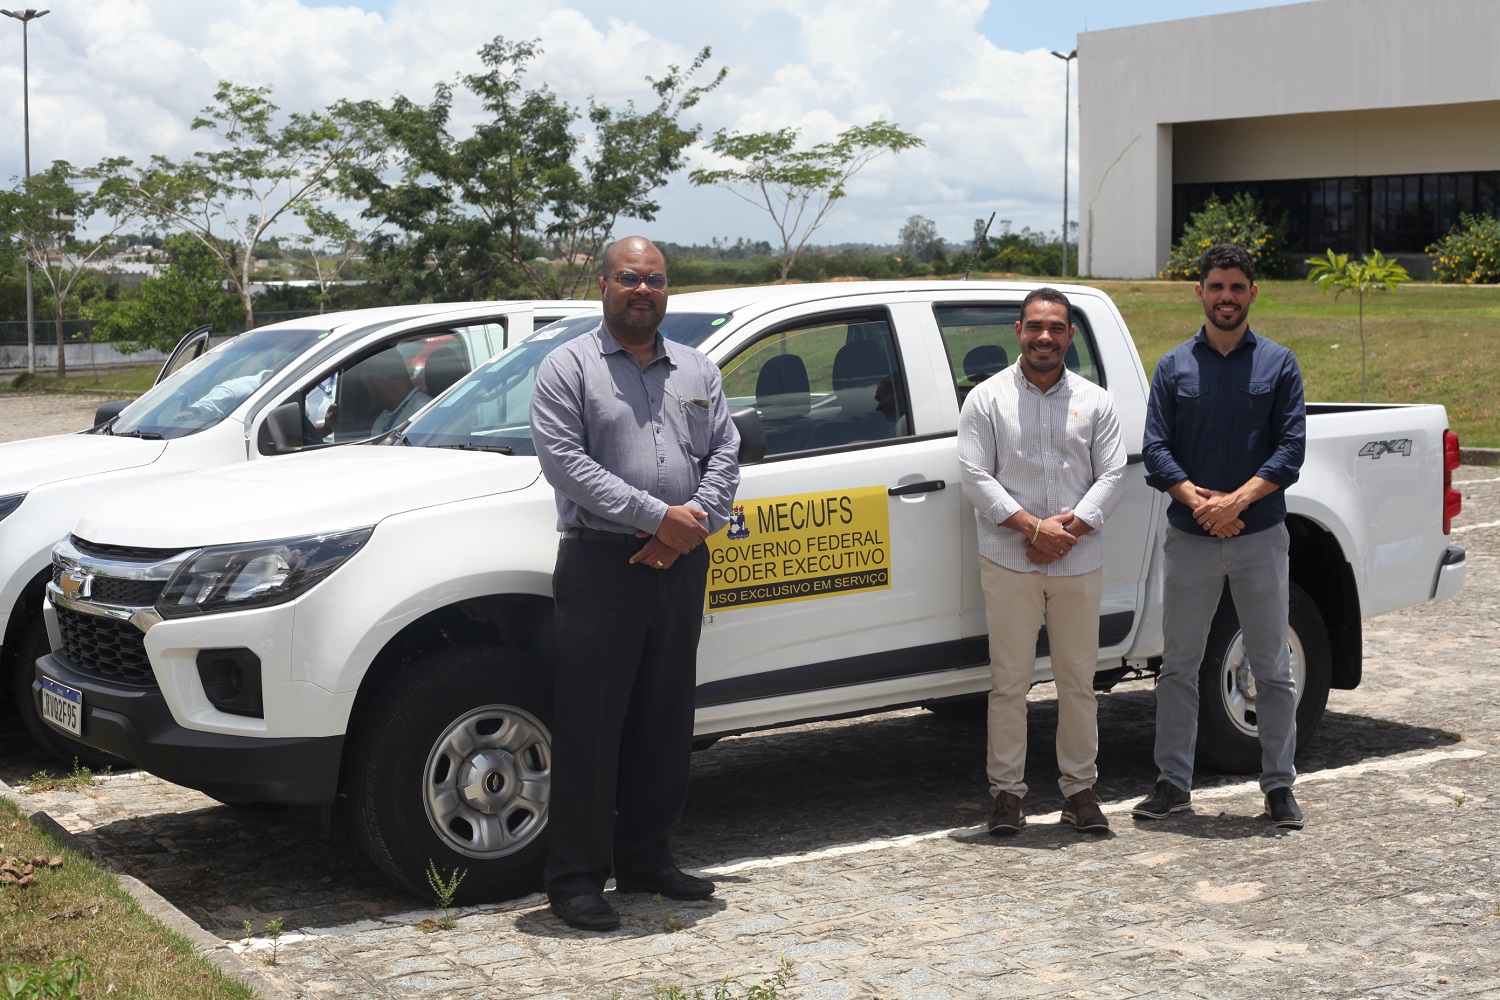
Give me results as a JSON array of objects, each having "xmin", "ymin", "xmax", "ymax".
[{"xmin": 958, "ymin": 287, "xmax": 1126, "ymax": 835}]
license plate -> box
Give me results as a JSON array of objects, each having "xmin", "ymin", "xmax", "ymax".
[{"xmin": 39, "ymin": 676, "xmax": 83, "ymax": 737}]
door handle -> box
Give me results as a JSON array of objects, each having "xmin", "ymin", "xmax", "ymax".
[{"xmin": 888, "ymin": 479, "xmax": 946, "ymax": 496}]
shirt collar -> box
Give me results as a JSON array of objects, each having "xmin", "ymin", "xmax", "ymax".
[
  {"xmin": 1010, "ymin": 360, "xmax": 1069, "ymax": 395},
  {"xmin": 592, "ymin": 322, "xmax": 678, "ymax": 367},
  {"xmin": 1193, "ymin": 325, "xmax": 1259, "ymax": 356}
]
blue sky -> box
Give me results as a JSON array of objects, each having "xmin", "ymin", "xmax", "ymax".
[{"xmin": 1, "ymin": 0, "xmax": 1304, "ymax": 249}]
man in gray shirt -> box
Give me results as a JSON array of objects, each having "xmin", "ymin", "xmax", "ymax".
[
  {"xmin": 958, "ymin": 287, "xmax": 1126, "ymax": 835},
  {"xmin": 530, "ymin": 236, "xmax": 740, "ymax": 931}
]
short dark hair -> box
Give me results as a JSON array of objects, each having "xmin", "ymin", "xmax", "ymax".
[
  {"xmin": 1020, "ymin": 286, "xmax": 1072, "ymax": 327},
  {"xmin": 1199, "ymin": 244, "xmax": 1255, "ymax": 284}
]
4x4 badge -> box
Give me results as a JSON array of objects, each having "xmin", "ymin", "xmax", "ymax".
[{"xmin": 1359, "ymin": 439, "xmax": 1412, "ymax": 460}]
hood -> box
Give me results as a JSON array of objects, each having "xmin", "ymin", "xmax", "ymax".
[
  {"xmin": 0, "ymin": 433, "xmax": 167, "ymax": 493},
  {"xmin": 73, "ymin": 446, "xmax": 541, "ymax": 549}
]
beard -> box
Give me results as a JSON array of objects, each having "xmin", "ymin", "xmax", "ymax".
[{"xmin": 1205, "ymin": 302, "xmax": 1248, "ymax": 332}]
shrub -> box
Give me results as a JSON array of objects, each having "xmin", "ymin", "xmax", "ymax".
[
  {"xmin": 1427, "ymin": 213, "xmax": 1500, "ymax": 284},
  {"xmin": 1161, "ymin": 192, "xmax": 1288, "ymax": 280}
]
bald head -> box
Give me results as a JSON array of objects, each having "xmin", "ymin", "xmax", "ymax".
[{"xmin": 601, "ymin": 236, "xmax": 662, "ymax": 276}]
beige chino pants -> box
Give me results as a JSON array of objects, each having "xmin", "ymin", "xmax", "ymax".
[{"xmin": 980, "ymin": 558, "xmax": 1104, "ymax": 799}]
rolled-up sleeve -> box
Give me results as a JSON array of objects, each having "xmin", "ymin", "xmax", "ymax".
[
  {"xmin": 1143, "ymin": 356, "xmax": 1188, "ymax": 493},
  {"xmin": 1256, "ymin": 351, "xmax": 1305, "ymax": 489},
  {"xmin": 1073, "ymin": 394, "xmax": 1126, "ymax": 529}
]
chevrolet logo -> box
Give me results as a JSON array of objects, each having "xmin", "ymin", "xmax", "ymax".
[{"xmin": 59, "ymin": 569, "xmax": 93, "ymax": 600}]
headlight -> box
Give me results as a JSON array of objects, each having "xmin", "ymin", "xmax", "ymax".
[
  {"xmin": 156, "ymin": 527, "xmax": 374, "ymax": 619},
  {"xmin": 0, "ymin": 493, "xmax": 25, "ymax": 522}
]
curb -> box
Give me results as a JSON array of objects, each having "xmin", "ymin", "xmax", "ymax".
[
  {"xmin": 0, "ymin": 777, "xmax": 297, "ymax": 1000},
  {"xmin": 1461, "ymin": 447, "xmax": 1500, "ymax": 467}
]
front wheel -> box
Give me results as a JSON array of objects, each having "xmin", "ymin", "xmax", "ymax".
[
  {"xmin": 1195, "ymin": 582, "xmax": 1331, "ymax": 774},
  {"xmin": 348, "ymin": 645, "xmax": 553, "ymax": 903}
]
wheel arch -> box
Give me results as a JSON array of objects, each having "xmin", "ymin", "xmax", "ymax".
[
  {"xmin": 339, "ymin": 593, "xmax": 557, "ymax": 790},
  {"xmin": 2, "ymin": 567, "xmax": 52, "ymax": 700},
  {"xmin": 1287, "ymin": 514, "xmax": 1361, "ymax": 690}
]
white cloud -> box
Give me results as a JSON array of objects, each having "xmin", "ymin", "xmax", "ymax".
[{"xmin": 0, "ymin": 0, "xmax": 1079, "ymax": 249}]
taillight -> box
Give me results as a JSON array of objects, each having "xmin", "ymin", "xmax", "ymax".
[{"xmin": 1443, "ymin": 429, "xmax": 1462, "ymax": 534}]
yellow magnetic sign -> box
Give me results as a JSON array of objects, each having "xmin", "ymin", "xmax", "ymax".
[{"xmin": 705, "ymin": 485, "xmax": 892, "ymax": 611}]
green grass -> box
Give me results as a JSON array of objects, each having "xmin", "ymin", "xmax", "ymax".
[
  {"xmin": 1093, "ymin": 279, "xmax": 1500, "ymax": 447},
  {"xmin": 5, "ymin": 364, "xmax": 158, "ymax": 397},
  {"xmin": 0, "ymin": 796, "xmax": 257, "ymax": 999}
]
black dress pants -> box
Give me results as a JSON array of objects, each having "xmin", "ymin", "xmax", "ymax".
[{"xmin": 542, "ymin": 537, "xmax": 709, "ymax": 900}]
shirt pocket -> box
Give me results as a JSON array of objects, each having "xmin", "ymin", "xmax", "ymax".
[
  {"xmin": 1237, "ymin": 380, "xmax": 1274, "ymax": 422},
  {"xmin": 1175, "ymin": 380, "xmax": 1204, "ymax": 412}
]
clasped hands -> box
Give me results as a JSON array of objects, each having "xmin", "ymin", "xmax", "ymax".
[
  {"xmin": 1024, "ymin": 512, "xmax": 1089, "ymax": 564},
  {"xmin": 628, "ymin": 504, "xmax": 709, "ymax": 570},
  {"xmin": 1190, "ymin": 487, "xmax": 1246, "ymax": 538}
]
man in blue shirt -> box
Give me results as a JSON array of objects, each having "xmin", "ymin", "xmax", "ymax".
[
  {"xmin": 531, "ymin": 236, "xmax": 740, "ymax": 931},
  {"xmin": 1136, "ymin": 243, "xmax": 1308, "ymax": 830}
]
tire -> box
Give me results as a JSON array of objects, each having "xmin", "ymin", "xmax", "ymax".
[
  {"xmin": 348, "ymin": 644, "xmax": 553, "ymax": 904},
  {"xmin": 9, "ymin": 614, "xmax": 127, "ymax": 770},
  {"xmin": 1195, "ymin": 582, "xmax": 1331, "ymax": 775}
]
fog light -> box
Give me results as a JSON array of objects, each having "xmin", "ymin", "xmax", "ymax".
[{"xmin": 196, "ymin": 648, "xmax": 263, "ymax": 718}]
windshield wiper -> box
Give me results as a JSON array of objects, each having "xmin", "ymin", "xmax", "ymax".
[
  {"xmin": 112, "ymin": 430, "xmax": 164, "ymax": 440},
  {"xmin": 429, "ymin": 442, "xmax": 514, "ymax": 454}
]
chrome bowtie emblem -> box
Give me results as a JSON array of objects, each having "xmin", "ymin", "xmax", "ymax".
[{"xmin": 59, "ymin": 570, "xmax": 93, "ymax": 600}]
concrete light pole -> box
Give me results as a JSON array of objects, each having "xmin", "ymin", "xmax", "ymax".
[
  {"xmin": 1050, "ymin": 48, "xmax": 1077, "ymax": 279},
  {"xmin": 2, "ymin": 7, "xmax": 49, "ymax": 375}
]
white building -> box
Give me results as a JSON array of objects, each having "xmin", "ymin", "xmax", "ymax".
[{"xmin": 1077, "ymin": 0, "xmax": 1500, "ymax": 278}]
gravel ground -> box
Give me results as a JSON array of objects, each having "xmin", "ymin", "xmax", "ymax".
[{"xmin": 0, "ymin": 393, "xmax": 103, "ymax": 443}]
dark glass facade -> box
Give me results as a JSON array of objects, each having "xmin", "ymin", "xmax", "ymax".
[{"xmin": 1173, "ymin": 170, "xmax": 1500, "ymax": 255}]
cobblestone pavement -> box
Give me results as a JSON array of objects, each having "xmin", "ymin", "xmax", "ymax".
[{"xmin": 2, "ymin": 457, "xmax": 1497, "ymax": 998}]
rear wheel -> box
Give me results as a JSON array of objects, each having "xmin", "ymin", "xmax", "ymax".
[
  {"xmin": 348, "ymin": 645, "xmax": 553, "ymax": 903},
  {"xmin": 1196, "ymin": 583, "xmax": 1331, "ymax": 774},
  {"xmin": 9, "ymin": 615, "xmax": 125, "ymax": 770}
]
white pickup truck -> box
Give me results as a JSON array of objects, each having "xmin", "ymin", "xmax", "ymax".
[
  {"xmin": 35, "ymin": 280, "xmax": 1465, "ymax": 901},
  {"xmin": 1, "ymin": 300, "xmax": 597, "ymax": 762}
]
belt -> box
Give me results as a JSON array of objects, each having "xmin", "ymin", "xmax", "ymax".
[{"xmin": 561, "ymin": 527, "xmax": 640, "ymax": 545}]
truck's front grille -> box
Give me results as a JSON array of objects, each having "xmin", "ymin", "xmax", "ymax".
[
  {"xmin": 54, "ymin": 605, "xmax": 157, "ymax": 688},
  {"xmin": 52, "ymin": 567, "xmax": 164, "ymax": 608}
]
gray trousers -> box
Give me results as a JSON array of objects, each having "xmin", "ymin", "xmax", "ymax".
[{"xmin": 1155, "ymin": 524, "xmax": 1297, "ymax": 793}]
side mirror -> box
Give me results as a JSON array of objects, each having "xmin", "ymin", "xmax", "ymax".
[
  {"xmin": 729, "ymin": 406, "xmax": 767, "ymax": 466},
  {"xmin": 93, "ymin": 400, "xmax": 130, "ymax": 427},
  {"xmin": 256, "ymin": 401, "xmax": 305, "ymax": 456}
]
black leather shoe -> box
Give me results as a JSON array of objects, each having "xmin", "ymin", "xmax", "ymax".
[
  {"xmin": 548, "ymin": 892, "xmax": 621, "ymax": 931},
  {"xmin": 1131, "ymin": 779, "xmax": 1192, "ymax": 819},
  {"xmin": 1265, "ymin": 786, "xmax": 1304, "ymax": 829},
  {"xmin": 614, "ymin": 866, "xmax": 715, "ymax": 900}
]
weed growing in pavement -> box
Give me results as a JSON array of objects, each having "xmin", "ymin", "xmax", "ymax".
[
  {"xmin": 1454, "ymin": 795, "xmax": 1467, "ymax": 806},
  {"xmin": 1440, "ymin": 730, "xmax": 1466, "ymax": 741},
  {"xmin": 647, "ymin": 959, "xmax": 793, "ymax": 999},
  {"xmin": 265, "ymin": 918, "xmax": 285, "ymax": 966},
  {"xmin": 653, "ymin": 893, "xmax": 687, "ymax": 933},
  {"xmin": 420, "ymin": 860, "xmax": 466, "ymax": 932},
  {"xmin": 242, "ymin": 920, "xmax": 253, "ymax": 948},
  {"xmin": 20, "ymin": 760, "xmax": 109, "ymax": 794},
  {"xmin": 0, "ymin": 956, "xmax": 92, "ymax": 999}
]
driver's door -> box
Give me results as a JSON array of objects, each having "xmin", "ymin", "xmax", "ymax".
[{"xmin": 155, "ymin": 325, "xmax": 214, "ymax": 384}]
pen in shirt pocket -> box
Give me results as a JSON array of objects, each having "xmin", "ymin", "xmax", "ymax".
[{"xmin": 677, "ymin": 394, "xmax": 710, "ymax": 411}]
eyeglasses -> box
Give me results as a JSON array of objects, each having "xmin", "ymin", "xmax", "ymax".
[{"xmin": 612, "ymin": 271, "xmax": 668, "ymax": 291}]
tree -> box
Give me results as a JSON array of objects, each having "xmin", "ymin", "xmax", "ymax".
[
  {"xmin": 344, "ymin": 37, "xmax": 724, "ymax": 302},
  {"xmin": 107, "ymin": 82, "xmax": 384, "ymax": 329},
  {"xmin": 288, "ymin": 204, "xmax": 366, "ymax": 312},
  {"xmin": 690, "ymin": 120, "xmax": 924, "ymax": 282},
  {"xmin": 1305, "ymin": 248, "xmax": 1411, "ymax": 402},
  {"xmin": 898, "ymin": 215, "xmax": 943, "ymax": 264},
  {"xmin": 92, "ymin": 233, "xmax": 241, "ymax": 353},
  {"xmin": 1162, "ymin": 192, "xmax": 1287, "ymax": 280},
  {"xmin": 0, "ymin": 160, "xmax": 138, "ymax": 375}
]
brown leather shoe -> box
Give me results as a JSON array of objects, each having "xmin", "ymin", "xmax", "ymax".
[
  {"xmin": 987, "ymin": 791, "xmax": 1025, "ymax": 834},
  {"xmin": 1061, "ymin": 788, "xmax": 1109, "ymax": 833}
]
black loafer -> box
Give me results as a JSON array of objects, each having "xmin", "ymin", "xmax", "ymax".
[
  {"xmin": 1265, "ymin": 787, "xmax": 1304, "ymax": 829},
  {"xmin": 615, "ymin": 865, "xmax": 715, "ymax": 900},
  {"xmin": 548, "ymin": 892, "xmax": 621, "ymax": 931}
]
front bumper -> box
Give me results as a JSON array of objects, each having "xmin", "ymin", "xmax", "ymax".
[
  {"xmin": 34, "ymin": 650, "xmax": 343, "ymax": 805},
  {"xmin": 1431, "ymin": 545, "xmax": 1466, "ymax": 602}
]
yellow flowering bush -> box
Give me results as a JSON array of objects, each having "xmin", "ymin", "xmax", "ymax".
[
  {"xmin": 1161, "ymin": 192, "xmax": 1287, "ymax": 280},
  {"xmin": 1427, "ymin": 213, "xmax": 1500, "ymax": 284}
]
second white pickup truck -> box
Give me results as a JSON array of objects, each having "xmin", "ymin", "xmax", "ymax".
[{"xmin": 36, "ymin": 280, "xmax": 1465, "ymax": 901}]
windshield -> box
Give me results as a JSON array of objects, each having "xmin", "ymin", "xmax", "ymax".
[
  {"xmin": 111, "ymin": 326, "xmax": 331, "ymax": 440},
  {"xmin": 399, "ymin": 311, "xmax": 729, "ymax": 455}
]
